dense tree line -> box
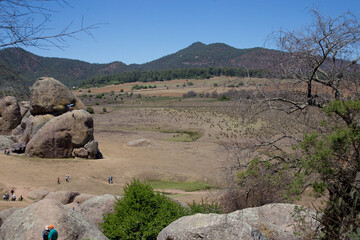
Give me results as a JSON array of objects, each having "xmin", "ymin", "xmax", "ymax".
[{"xmin": 80, "ymin": 67, "xmax": 267, "ymax": 88}]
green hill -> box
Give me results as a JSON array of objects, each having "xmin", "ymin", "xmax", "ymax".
[
  {"xmin": 140, "ymin": 42, "xmax": 278, "ymax": 70},
  {"xmin": 0, "ymin": 42, "xmax": 282, "ymax": 95}
]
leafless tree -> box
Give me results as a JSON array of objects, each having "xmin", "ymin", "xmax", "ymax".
[
  {"xmin": 0, "ymin": 0, "xmax": 96, "ymax": 49},
  {"xmin": 268, "ymin": 9, "xmax": 360, "ymax": 113},
  {"xmin": 0, "ymin": 0, "xmax": 98, "ymax": 96},
  {"xmin": 222, "ymin": 9, "xmax": 360, "ymax": 239}
]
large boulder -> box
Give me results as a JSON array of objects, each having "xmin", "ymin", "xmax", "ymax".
[
  {"xmin": 25, "ymin": 110, "xmax": 94, "ymax": 158},
  {"xmin": 84, "ymin": 140, "xmax": 99, "ymax": 159},
  {"xmin": 0, "ymin": 208, "xmax": 19, "ymax": 227},
  {"xmin": 0, "ymin": 135, "xmax": 14, "ymax": 151},
  {"xmin": 0, "ymin": 198, "xmax": 108, "ymax": 240},
  {"xmin": 30, "ymin": 77, "xmax": 84, "ymax": 115},
  {"xmin": 44, "ymin": 191, "xmax": 80, "ymax": 204},
  {"xmin": 19, "ymin": 114, "xmax": 54, "ymax": 144},
  {"xmin": 80, "ymin": 194, "xmax": 117, "ymax": 227},
  {"xmin": 157, "ymin": 203, "xmax": 319, "ymax": 240},
  {"xmin": 0, "ymin": 96, "xmax": 21, "ymax": 134},
  {"xmin": 26, "ymin": 189, "xmax": 49, "ymax": 201},
  {"xmin": 73, "ymin": 193, "xmax": 96, "ymax": 204},
  {"xmin": 158, "ymin": 213, "xmax": 253, "ymax": 240}
]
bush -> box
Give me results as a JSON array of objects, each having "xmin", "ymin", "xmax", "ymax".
[
  {"xmin": 101, "ymin": 180, "xmax": 189, "ymax": 240},
  {"xmin": 183, "ymin": 91, "xmax": 197, "ymax": 98},
  {"xmin": 86, "ymin": 107, "xmax": 94, "ymax": 114},
  {"xmin": 103, "ymin": 107, "xmax": 107, "ymax": 113},
  {"xmin": 219, "ymin": 95, "xmax": 230, "ymax": 101},
  {"xmin": 189, "ymin": 200, "xmax": 223, "ymax": 214}
]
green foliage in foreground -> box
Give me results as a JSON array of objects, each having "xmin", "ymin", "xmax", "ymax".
[
  {"xmin": 101, "ymin": 180, "xmax": 188, "ymax": 239},
  {"xmin": 238, "ymin": 100, "xmax": 360, "ymax": 239},
  {"xmin": 101, "ymin": 180, "xmax": 222, "ymax": 240}
]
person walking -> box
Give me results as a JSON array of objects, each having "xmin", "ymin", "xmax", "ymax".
[
  {"xmin": 57, "ymin": 177, "xmax": 60, "ymax": 184},
  {"xmin": 48, "ymin": 225, "xmax": 58, "ymax": 240},
  {"xmin": 42, "ymin": 225, "xmax": 50, "ymax": 240},
  {"xmin": 110, "ymin": 176, "xmax": 113, "ymax": 184},
  {"xmin": 66, "ymin": 173, "xmax": 70, "ymax": 182}
]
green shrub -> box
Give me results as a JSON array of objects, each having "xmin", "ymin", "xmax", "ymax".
[
  {"xmin": 219, "ymin": 95, "xmax": 230, "ymax": 101},
  {"xmin": 103, "ymin": 107, "xmax": 107, "ymax": 113},
  {"xmin": 95, "ymin": 102, "xmax": 99, "ymax": 105},
  {"xmin": 189, "ymin": 199, "xmax": 223, "ymax": 214},
  {"xmin": 101, "ymin": 180, "xmax": 189, "ymax": 240},
  {"xmin": 86, "ymin": 107, "xmax": 94, "ymax": 114}
]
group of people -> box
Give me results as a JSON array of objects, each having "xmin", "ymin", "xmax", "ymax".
[
  {"xmin": 2, "ymin": 189, "xmax": 22, "ymax": 201},
  {"xmin": 57, "ymin": 173, "xmax": 71, "ymax": 184},
  {"xmin": 3, "ymin": 148, "xmax": 10, "ymax": 155},
  {"xmin": 42, "ymin": 225, "xmax": 58, "ymax": 240},
  {"xmin": 107, "ymin": 176, "xmax": 113, "ymax": 184}
]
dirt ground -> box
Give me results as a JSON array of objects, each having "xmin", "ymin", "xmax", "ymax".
[
  {"xmin": 0, "ymin": 101, "xmax": 229, "ymax": 210},
  {"xmin": 0, "ymin": 77, "xmax": 325, "ymax": 211}
]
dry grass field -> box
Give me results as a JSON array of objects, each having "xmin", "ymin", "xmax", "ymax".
[{"xmin": 0, "ymin": 77, "xmax": 324, "ymax": 211}]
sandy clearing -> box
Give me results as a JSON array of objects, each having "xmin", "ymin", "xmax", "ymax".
[{"xmin": 0, "ymin": 106, "xmax": 227, "ymax": 210}]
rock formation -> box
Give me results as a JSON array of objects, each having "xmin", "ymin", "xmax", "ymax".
[
  {"xmin": 0, "ymin": 96, "xmax": 21, "ymax": 134},
  {"xmin": 0, "ymin": 136, "xmax": 14, "ymax": 151},
  {"xmin": 0, "ymin": 76, "xmax": 100, "ymax": 158},
  {"xmin": 157, "ymin": 203, "xmax": 319, "ymax": 240},
  {"xmin": 0, "ymin": 199, "xmax": 108, "ymax": 240},
  {"xmin": 26, "ymin": 189, "xmax": 49, "ymax": 201},
  {"xmin": 79, "ymin": 194, "xmax": 117, "ymax": 227},
  {"xmin": 25, "ymin": 110, "xmax": 94, "ymax": 158},
  {"xmin": 44, "ymin": 191, "xmax": 80, "ymax": 205},
  {"xmin": 30, "ymin": 77, "xmax": 84, "ymax": 115},
  {"xmin": 0, "ymin": 208, "xmax": 18, "ymax": 228}
]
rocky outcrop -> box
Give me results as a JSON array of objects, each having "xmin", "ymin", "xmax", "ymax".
[
  {"xmin": 25, "ymin": 110, "xmax": 94, "ymax": 158},
  {"xmin": 1, "ymin": 77, "xmax": 100, "ymax": 159},
  {"xmin": 0, "ymin": 198, "xmax": 108, "ymax": 240},
  {"xmin": 80, "ymin": 194, "xmax": 117, "ymax": 227},
  {"xmin": 30, "ymin": 77, "xmax": 84, "ymax": 115},
  {"xmin": 18, "ymin": 101, "xmax": 30, "ymax": 118},
  {"xmin": 73, "ymin": 193, "xmax": 96, "ymax": 204},
  {"xmin": 0, "ymin": 135, "xmax": 14, "ymax": 151},
  {"xmin": 0, "ymin": 208, "xmax": 19, "ymax": 227},
  {"xmin": 157, "ymin": 203, "xmax": 319, "ymax": 240},
  {"xmin": 84, "ymin": 140, "xmax": 99, "ymax": 159},
  {"xmin": 19, "ymin": 114, "xmax": 55, "ymax": 144},
  {"xmin": 26, "ymin": 189, "xmax": 49, "ymax": 201},
  {"xmin": 44, "ymin": 191, "xmax": 80, "ymax": 204},
  {"xmin": 0, "ymin": 96, "xmax": 21, "ymax": 134}
]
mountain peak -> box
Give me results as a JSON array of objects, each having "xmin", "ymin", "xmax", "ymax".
[{"xmin": 188, "ymin": 42, "xmax": 206, "ymax": 48}]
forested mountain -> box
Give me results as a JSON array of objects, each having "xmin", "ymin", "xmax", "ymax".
[
  {"xmin": 0, "ymin": 42, "xmax": 281, "ymax": 95},
  {"xmin": 140, "ymin": 42, "xmax": 279, "ymax": 71},
  {"xmin": 0, "ymin": 48, "xmax": 128, "ymax": 94}
]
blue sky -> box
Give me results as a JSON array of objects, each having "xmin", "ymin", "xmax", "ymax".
[{"xmin": 23, "ymin": 0, "xmax": 360, "ymax": 64}]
